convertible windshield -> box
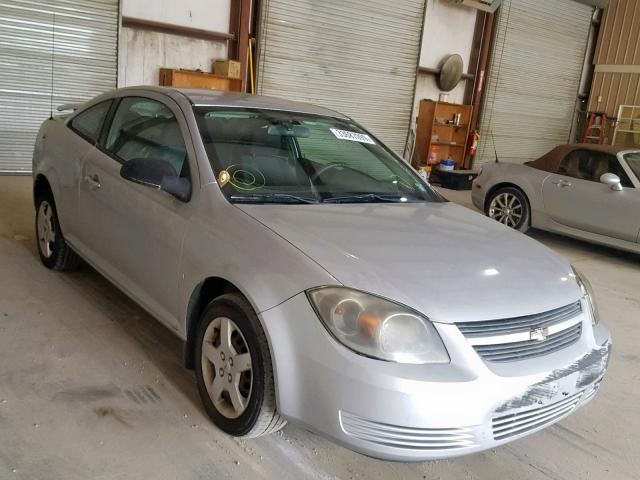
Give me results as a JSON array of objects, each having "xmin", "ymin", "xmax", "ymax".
[
  {"xmin": 193, "ymin": 107, "xmax": 443, "ymax": 204},
  {"xmin": 625, "ymin": 153, "xmax": 640, "ymax": 181}
]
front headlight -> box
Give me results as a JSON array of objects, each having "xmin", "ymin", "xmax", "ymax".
[
  {"xmin": 307, "ymin": 287, "xmax": 449, "ymax": 364},
  {"xmin": 572, "ymin": 267, "xmax": 600, "ymax": 326}
]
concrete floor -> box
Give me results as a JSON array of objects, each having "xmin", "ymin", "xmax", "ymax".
[{"xmin": 1, "ymin": 176, "xmax": 639, "ymax": 479}]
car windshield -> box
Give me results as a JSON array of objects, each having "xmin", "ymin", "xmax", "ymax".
[
  {"xmin": 193, "ymin": 107, "xmax": 444, "ymax": 204},
  {"xmin": 625, "ymin": 153, "xmax": 640, "ymax": 181}
]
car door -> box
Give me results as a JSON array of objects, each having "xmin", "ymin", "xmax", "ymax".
[
  {"xmin": 619, "ymin": 152, "xmax": 640, "ymax": 243},
  {"xmin": 541, "ymin": 149, "xmax": 639, "ymax": 242},
  {"xmin": 78, "ymin": 94, "xmax": 197, "ymax": 330},
  {"xmin": 56, "ymin": 100, "xmax": 112, "ymax": 244}
]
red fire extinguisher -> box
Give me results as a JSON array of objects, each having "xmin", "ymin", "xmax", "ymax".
[{"xmin": 467, "ymin": 130, "xmax": 480, "ymax": 157}]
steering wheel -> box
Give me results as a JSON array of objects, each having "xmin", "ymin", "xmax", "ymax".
[{"xmin": 310, "ymin": 163, "xmax": 345, "ymax": 184}]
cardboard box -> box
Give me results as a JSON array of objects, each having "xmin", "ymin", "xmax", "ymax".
[{"xmin": 213, "ymin": 60, "xmax": 241, "ymax": 79}]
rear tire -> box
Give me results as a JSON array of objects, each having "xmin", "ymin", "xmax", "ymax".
[
  {"xmin": 485, "ymin": 187, "xmax": 530, "ymax": 233},
  {"xmin": 195, "ymin": 293, "xmax": 286, "ymax": 438},
  {"xmin": 35, "ymin": 190, "xmax": 81, "ymax": 270}
]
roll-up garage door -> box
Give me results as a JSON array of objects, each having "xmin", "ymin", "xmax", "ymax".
[
  {"xmin": 475, "ymin": 0, "xmax": 592, "ymax": 167},
  {"xmin": 256, "ymin": 0, "xmax": 425, "ymax": 153},
  {"xmin": 0, "ymin": 0, "xmax": 118, "ymax": 173}
]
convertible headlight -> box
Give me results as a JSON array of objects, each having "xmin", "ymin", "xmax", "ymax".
[
  {"xmin": 572, "ymin": 267, "xmax": 600, "ymax": 326},
  {"xmin": 307, "ymin": 287, "xmax": 449, "ymax": 364}
]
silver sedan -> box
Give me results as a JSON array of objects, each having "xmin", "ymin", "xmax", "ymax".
[
  {"xmin": 33, "ymin": 87, "xmax": 610, "ymax": 461},
  {"xmin": 473, "ymin": 144, "xmax": 640, "ymax": 253}
]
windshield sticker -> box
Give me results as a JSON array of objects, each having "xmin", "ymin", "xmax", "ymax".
[{"xmin": 330, "ymin": 128, "xmax": 376, "ymax": 144}]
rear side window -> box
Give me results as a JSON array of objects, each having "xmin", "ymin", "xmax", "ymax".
[
  {"xmin": 69, "ymin": 101, "xmax": 112, "ymax": 143},
  {"xmin": 559, "ymin": 149, "xmax": 633, "ymax": 187},
  {"xmin": 558, "ymin": 150, "xmax": 591, "ymax": 179}
]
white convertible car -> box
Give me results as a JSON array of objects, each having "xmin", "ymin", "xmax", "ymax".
[{"xmin": 473, "ymin": 144, "xmax": 640, "ymax": 253}]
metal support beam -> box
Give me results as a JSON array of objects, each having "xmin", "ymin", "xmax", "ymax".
[
  {"xmin": 122, "ymin": 17, "xmax": 234, "ymax": 42},
  {"xmin": 572, "ymin": 0, "xmax": 608, "ymax": 7},
  {"xmin": 238, "ymin": 0, "xmax": 251, "ymax": 92}
]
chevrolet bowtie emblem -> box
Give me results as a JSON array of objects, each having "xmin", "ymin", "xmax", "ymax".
[{"xmin": 530, "ymin": 327, "xmax": 549, "ymax": 342}]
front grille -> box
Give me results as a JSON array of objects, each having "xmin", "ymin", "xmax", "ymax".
[
  {"xmin": 339, "ymin": 411, "xmax": 476, "ymax": 450},
  {"xmin": 457, "ymin": 301, "xmax": 581, "ymax": 337},
  {"xmin": 456, "ymin": 301, "xmax": 583, "ymax": 363},
  {"xmin": 492, "ymin": 392, "xmax": 583, "ymax": 441},
  {"xmin": 474, "ymin": 323, "xmax": 582, "ymax": 362}
]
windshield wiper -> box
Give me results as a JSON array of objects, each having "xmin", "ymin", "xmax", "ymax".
[
  {"xmin": 230, "ymin": 193, "xmax": 319, "ymax": 204},
  {"xmin": 323, "ymin": 193, "xmax": 416, "ymax": 204}
]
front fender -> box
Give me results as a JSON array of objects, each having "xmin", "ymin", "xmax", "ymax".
[
  {"xmin": 178, "ymin": 184, "xmax": 339, "ymax": 338},
  {"xmin": 478, "ymin": 163, "xmax": 548, "ymax": 223}
]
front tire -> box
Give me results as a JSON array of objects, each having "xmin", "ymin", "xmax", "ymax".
[
  {"xmin": 35, "ymin": 190, "xmax": 81, "ymax": 270},
  {"xmin": 485, "ymin": 186, "xmax": 530, "ymax": 233},
  {"xmin": 195, "ymin": 293, "xmax": 285, "ymax": 438}
]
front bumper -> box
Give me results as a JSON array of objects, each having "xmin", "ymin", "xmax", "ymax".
[{"xmin": 261, "ymin": 293, "xmax": 611, "ymax": 461}]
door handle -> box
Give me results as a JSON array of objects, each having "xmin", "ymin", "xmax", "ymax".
[
  {"xmin": 84, "ymin": 174, "xmax": 101, "ymax": 189},
  {"xmin": 552, "ymin": 179, "xmax": 572, "ymax": 187}
]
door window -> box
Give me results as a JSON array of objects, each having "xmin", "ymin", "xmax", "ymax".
[
  {"xmin": 69, "ymin": 100, "xmax": 112, "ymax": 143},
  {"xmin": 105, "ymin": 97, "xmax": 189, "ymax": 177},
  {"xmin": 624, "ymin": 153, "xmax": 640, "ymax": 182},
  {"xmin": 558, "ymin": 149, "xmax": 633, "ymax": 187}
]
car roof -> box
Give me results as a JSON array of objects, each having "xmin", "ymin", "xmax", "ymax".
[
  {"xmin": 551, "ymin": 143, "xmax": 632, "ymax": 156},
  {"xmin": 529, "ymin": 143, "xmax": 639, "ymax": 172},
  {"xmin": 115, "ymin": 86, "xmax": 349, "ymax": 119}
]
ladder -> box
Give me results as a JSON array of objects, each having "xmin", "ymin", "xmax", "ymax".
[{"xmin": 583, "ymin": 112, "xmax": 607, "ymax": 144}]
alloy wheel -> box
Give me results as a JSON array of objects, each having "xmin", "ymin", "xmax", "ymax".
[
  {"xmin": 489, "ymin": 192, "xmax": 523, "ymax": 228},
  {"xmin": 37, "ymin": 200, "xmax": 56, "ymax": 258},
  {"xmin": 201, "ymin": 317, "xmax": 253, "ymax": 419}
]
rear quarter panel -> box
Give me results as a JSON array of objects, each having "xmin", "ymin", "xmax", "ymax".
[{"xmin": 33, "ymin": 118, "xmax": 95, "ymax": 242}]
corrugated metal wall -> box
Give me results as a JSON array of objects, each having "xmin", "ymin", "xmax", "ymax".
[
  {"xmin": 475, "ymin": 0, "xmax": 592, "ymax": 167},
  {"xmin": 0, "ymin": 0, "xmax": 118, "ymax": 174},
  {"xmin": 588, "ymin": 0, "xmax": 640, "ymax": 117},
  {"xmin": 256, "ymin": 0, "xmax": 425, "ymax": 153}
]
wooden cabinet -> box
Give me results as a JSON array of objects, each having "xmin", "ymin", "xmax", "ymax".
[
  {"xmin": 412, "ymin": 100, "xmax": 473, "ymax": 171},
  {"xmin": 159, "ymin": 68, "xmax": 242, "ymax": 92}
]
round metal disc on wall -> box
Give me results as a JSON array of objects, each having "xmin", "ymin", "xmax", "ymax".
[{"xmin": 438, "ymin": 54, "xmax": 464, "ymax": 92}]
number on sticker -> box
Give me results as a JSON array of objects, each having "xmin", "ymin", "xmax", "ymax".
[{"xmin": 330, "ymin": 128, "xmax": 375, "ymax": 145}]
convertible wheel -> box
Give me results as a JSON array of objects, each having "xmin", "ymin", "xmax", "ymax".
[
  {"xmin": 35, "ymin": 190, "xmax": 81, "ymax": 270},
  {"xmin": 486, "ymin": 187, "xmax": 530, "ymax": 233},
  {"xmin": 195, "ymin": 293, "xmax": 286, "ymax": 438}
]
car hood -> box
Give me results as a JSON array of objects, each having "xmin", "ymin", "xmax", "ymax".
[{"xmin": 237, "ymin": 202, "xmax": 582, "ymax": 323}]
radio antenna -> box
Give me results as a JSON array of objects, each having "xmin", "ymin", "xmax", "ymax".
[
  {"xmin": 491, "ymin": 130, "xmax": 499, "ymax": 163},
  {"xmin": 49, "ymin": 12, "xmax": 56, "ymax": 119}
]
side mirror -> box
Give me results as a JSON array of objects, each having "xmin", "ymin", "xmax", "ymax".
[
  {"xmin": 599, "ymin": 172, "xmax": 623, "ymax": 191},
  {"xmin": 120, "ymin": 158, "xmax": 191, "ymax": 202}
]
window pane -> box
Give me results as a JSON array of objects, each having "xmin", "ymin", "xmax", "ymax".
[
  {"xmin": 70, "ymin": 101, "xmax": 111, "ymax": 143},
  {"xmin": 558, "ymin": 150, "xmax": 589, "ymax": 179},
  {"xmin": 599, "ymin": 153, "xmax": 633, "ymax": 188},
  {"xmin": 194, "ymin": 107, "xmax": 443, "ymax": 204},
  {"xmin": 106, "ymin": 97, "xmax": 187, "ymax": 176},
  {"xmin": 296, "ymin": 122, "xmax": 394, "ymax": 181},
  {"xmin": 625, "ymin": 153, "xmax": 640, "ymax": 183},
  {"xmin": 559, "ymin": 150, "xmax": 633, "ymax": 187}
]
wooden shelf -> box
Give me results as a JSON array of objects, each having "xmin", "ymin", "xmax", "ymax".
[
  {"xmin": 412, "ymin": 100, "xmax": 473, "ymax": 170},
  {"xmin": 434, "ymin": 124, "xmax": 468, "ymax": 128}
]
